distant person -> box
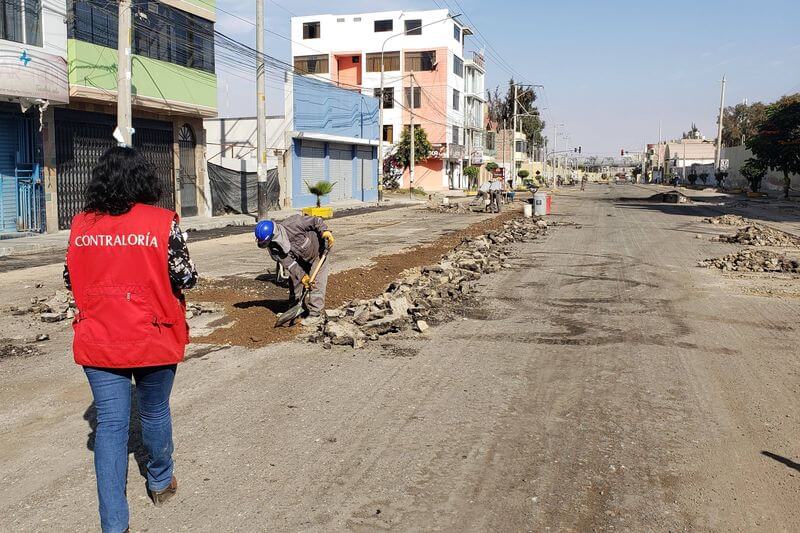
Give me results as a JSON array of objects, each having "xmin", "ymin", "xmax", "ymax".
[
  {"xmin": 489, "ymin": 177, "xmax": 502, "ymax": 213},
  {"xmin": 255, "ymin": 215, "xmax": 334, "ymax": 320},
  {"xmin": 581, "ymin": 173, "xmax": 588, "ymax": 191},
  {"xmin": 65, "ymin": 147, "xmax": 197, "ymax": 533}
]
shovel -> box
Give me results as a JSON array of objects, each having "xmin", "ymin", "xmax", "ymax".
[{"xmin": 274, "ymin": 248, "xmax": 330, "ymax": 327}]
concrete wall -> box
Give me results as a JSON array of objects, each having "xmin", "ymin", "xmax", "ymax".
[{"xmin": 723, "ymin": 145, "xmax": 800, "ymax": 193}]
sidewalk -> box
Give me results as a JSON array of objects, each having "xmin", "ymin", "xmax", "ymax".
[{"xmin": 0, "ymin": 198, "xmax": 421, "ymax": 257}]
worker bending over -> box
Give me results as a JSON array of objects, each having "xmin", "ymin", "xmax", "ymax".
[{"xmin": 255, "ymin": 215, "xmax": 334, "ymax": 318}]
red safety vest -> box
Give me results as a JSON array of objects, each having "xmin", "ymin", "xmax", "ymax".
[{"xmin": 66, "ymin": 203, "xmax": 189, "ymax": 368}]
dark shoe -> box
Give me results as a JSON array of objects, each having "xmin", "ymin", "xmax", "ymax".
[{"xmin": 150, "ymin": 476, "xmax": 178, "ymax": 506}]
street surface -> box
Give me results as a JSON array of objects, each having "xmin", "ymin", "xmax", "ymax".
[{"xmin": 2, "ymin": 184, "xmax": 800, "ymax": 531}]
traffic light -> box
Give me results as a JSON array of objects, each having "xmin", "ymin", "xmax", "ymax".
[
  {"xmin": 578, "ymin": 146, "xmax": 582, "ymax": 154},
  {"xmin": 621, "ymin": 149, "xmax": 624, "ymax": 156}
]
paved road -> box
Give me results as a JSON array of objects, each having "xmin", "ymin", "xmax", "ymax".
[{"xmin": 1, "ymin": 184, "xmax": 799, "ymax": 531}]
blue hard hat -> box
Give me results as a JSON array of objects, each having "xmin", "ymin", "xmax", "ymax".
[{"xmin": 254, "ymin": 220, "xmax": 275, "ymax": 243}]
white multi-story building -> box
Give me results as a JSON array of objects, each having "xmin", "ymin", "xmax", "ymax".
[
  {"xmin": 463, "ymin": 51, "xmax": 486, "ymax": 189},
  {"xmin": 290, "ymin": 9, "xmax": 472, "ymax": 191}
]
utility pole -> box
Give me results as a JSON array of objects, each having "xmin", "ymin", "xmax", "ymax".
[
  {"xmin": 116, "ymin": 0, "xmax": 132, "ymax": 146},
  {"xmin": 409, "ymin": 74, "xmax": 415, "ymax": 197},
  {"xmin": 255, "ymin": 0, "xmax": 268, "ymax": 219},
  {"xmin": 501, "ymin": 119, "xmax": 506, "ymax": 183},
  {"xmin": 552, "ymin": 122, "xmax": 558, "ymax": 184},
  {"xmin": 512, "ymin": 83, "xmax": 518, "ymax": 188},
  {"xmin": 714, "ymin": 75, "xmax": 726, "ymax": 172},
  {"xmin": 657, "ymin": 119, "xmax": 662, "ymax": 181}
]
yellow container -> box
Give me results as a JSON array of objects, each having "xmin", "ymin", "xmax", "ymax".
[{"xmin": 302, "ymin": 207, "xmax": 334, "ymax": 218}]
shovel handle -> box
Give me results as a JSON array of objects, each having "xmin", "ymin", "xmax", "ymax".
[{"xmin": 307, "ymin": 248, "xmax": 329, "ymax": 286}]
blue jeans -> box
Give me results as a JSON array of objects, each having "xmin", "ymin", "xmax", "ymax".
[{"xmin": 84, "ymin": 365, "xmax": 177, "ymax": 533}]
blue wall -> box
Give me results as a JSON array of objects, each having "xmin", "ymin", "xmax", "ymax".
[{"xmin": 293, "ymin": 75, "xmax": 379, "ymax": 139}]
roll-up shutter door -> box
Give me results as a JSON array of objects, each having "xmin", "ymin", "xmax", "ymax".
[
  {"xmin": 0, "ymin": 115, "xmax": 20, "ymax": 232},
  {"xmin": 357, "ymin": 148, "xmax": 374, "ymax": 192},
  {"xmin": 300, "ymin": 141, "xmax": 325, "ymax": 188},
  {"xmin": 328, "ymin": 144, "xmax": 352, "ymax": 201}
]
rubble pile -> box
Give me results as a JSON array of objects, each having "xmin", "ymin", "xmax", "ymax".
[
  {"xmin": 6, "ymin": 289, "xmax": 76, "ymax": 323},
  {"xmin": 698, "ymin": 249, "xmax": 800, "ymax": 273},
  {"xmin": 717, "ymin": 224, "xmax": 800, "ymax": 247},
  {"xmin": 186, "ymin": 301, "xmax": 224, "ymax": 319},
  {"xmin": 0, "ymin": 342, "xmax": 41, "ymax": 359},
  {"xmin": 426, "ymin": 198, "xmax": 473, "ymax": 214},
  {"xmin": 703, "ymin": 214, "xmax": 753, "ymax": 226},
  {"xmin": 301, "ymin": 217, "xmax": 549, "ymax": 348}
]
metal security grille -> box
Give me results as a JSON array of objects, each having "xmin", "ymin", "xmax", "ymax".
[
  {"xmin": 178, "ymin": 124, "xmax": 197, "ymax": 217},
  {"xmin": 55, "ymin": 110, "xmax": 175, "ymax": 229}
]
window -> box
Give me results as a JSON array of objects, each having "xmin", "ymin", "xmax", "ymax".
[
  {"xmin": 374, "ymin": 87, "xmax": 394, "ymax": 109},
  {"xmin": 69, "ymin": 0, "xmax": 215, "ymax": 73},
  {"xmin": 294, "ymin": 54, "xmax": 329, "ymax": 74},
  {"xmin": 352, "ymin": 55, "xmax": 360, "ymax": 63},
  {"xmin": 452, "ymin": 126, "xmax": 461, "ymax": 145},
  {"xmin": 383, "ymin": 125, "xmax": 394, "ymax": 143},
  {"xmin": 453, "ymin": 24, "xmax": 461, "ymax": 42},
  {"xmin": 404, "ymin": 87, "xmax": 421, "ymax": 108},
  {"xmin": 336, "ymin": 17, "xmax": 344, "ymax": 22},
  {"xmin": 366, "ymin": 51, "xmax": 399, "ymax": 72},
  {"xmin": 303, "ymin": 21, "xmax": 320, "ymax": 39},
  {"xmin": 1, "ymin": 0, "xmax": 42, "ymax": 46},
  {"xmin": 453, "ymin": 89, "xmax": 460, "ymax": 111},
  {"xmin": 453, "ymin": 55, "xmax": 463, "ymax": 77},
  {"xmin": 374, "ymin": 19, "xmax": 392, "ymax": 32},
  {"xmin": 405, "ymin": 19, "xmax": 422, "ymax": 35},
  {"xmin": 404, "ymin": 50, "xmax": 436, "ymax": 71},
  {"xmin": 486, "ymin": 132, "xmax": 496, "ymax": 150},
  {"xmin": 515, "ymin": 140, "xmax": 527, "ymax": 153},
  {"xmin": 353, "ymin": 17, "xmax": 361, "ymax": 22}
]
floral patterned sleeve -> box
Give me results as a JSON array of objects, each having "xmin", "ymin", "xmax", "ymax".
[
  {"xmin": 168, "ymin": 221, "xmax": 198, "ymax": 291},
  {"xmin": 63, "ymin": 221, "xmax": 197, "ymax": 292}
]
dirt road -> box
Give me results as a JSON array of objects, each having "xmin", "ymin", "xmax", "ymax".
[{"xmin": 2, "ymin": 185, "xmax": 799, "ymax": 531}]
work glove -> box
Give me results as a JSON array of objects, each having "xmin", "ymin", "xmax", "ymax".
[
  {"xmin": 301, "ymin": 274, "xmax": 311, "ymax": 289},
  {"xmin": 322, "ymin": 230, "xmax": 335, "ymax": 248}
]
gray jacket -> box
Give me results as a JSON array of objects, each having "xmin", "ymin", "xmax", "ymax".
[{"xmin": 268, "ymin": 214, "xmax": 329, "ymax": 280}]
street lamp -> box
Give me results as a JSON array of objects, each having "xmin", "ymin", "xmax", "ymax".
[{"xmin": 378, "ymin": 13, "xmax": 460, "ymax": 191}]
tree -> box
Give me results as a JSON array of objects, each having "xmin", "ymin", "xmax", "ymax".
[
  {"xmin": 485, "ymin": 161, "xmax": 499, "ymax": 173},
  {"xmin": 487, "ymin": 79, "xmax": 545, "ymax": 145},
  {"xmin": 464, "ymin": 165, "xmax": 479, "ymax": 189},
  {"xmin": 746, "ymin": 93, "xmax": 800, "ymax": 199},
  {"xmin": 517, "ymin": 169, "xmax": 530, "ymax": 179},
  {"xmin": 387, "ymin": 126, "xmax": 433, "ymax": 188},
  {"xmin": 740, "ymin": 158, "xmax": 767, "ymax": 192},
  {"xmin": 722, "ymin": 101, "xmax": 767, "ymax": 147},
  {"xmin": 682, "ymin": 123, "xmax": 702, "ymax": 140}
]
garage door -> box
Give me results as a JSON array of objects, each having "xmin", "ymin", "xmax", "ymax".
[
  {"xmin": 356, "ymin": 148, "xmax": 374, "ymax": 198},
  {"xmin": 328, "ymin": 144, "xmax": 352, "ymax": 201},
  {"xmin": 300, "ymin": 141, "xmax": 325, "ymax": 190},
  {"xmin": 0, "ymin": 115, "xmax": 20, "ymax": 232}
]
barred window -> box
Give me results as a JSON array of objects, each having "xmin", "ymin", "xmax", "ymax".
[
  {"xmin": 294, "ymin": 54, "xmax": 329, "ymax": 74},
  {"xmin": 374, "ymin": 87, "xmax": 394, "ymax": 109},
  {"xmin": 69, "ymin": 0, "xmax": 215, "ymax": 73},
  {"xmin": 366, "ymin": 51, "xmax": 399, "ymax": 72},
  {"xmin": 404, "ymin": 50, "xmax": 436, "ymax": 72}
]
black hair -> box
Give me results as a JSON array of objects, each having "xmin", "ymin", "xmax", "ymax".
[{"xmin": 83, "ymin": 146, "xmax": 162, "ymax": 216}]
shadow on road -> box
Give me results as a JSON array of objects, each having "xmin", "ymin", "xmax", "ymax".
[{"xmin": 761, "ymin": 451, "xmax": 800, "ymax": 473}]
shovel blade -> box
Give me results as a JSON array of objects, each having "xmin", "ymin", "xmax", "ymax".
[{"xmin": 274, "ymin": 293, "xmax": 307, "ymax": 328}]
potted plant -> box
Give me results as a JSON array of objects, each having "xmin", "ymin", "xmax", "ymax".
[
  {"xmin": 302, "ymin": 180, "xmax": 336, "ymax": 218},
  {"xmin": 740, "ymin": 158, "xmax": 767, "ymax": 197},
  {"xmin": 464, "ymin": 165, "xmax": 480, "ymax": 193}
]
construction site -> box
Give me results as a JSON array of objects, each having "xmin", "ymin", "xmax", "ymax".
[{"xmin": 2, "ymin": 183, "xmax": 800, "ymax": 531}]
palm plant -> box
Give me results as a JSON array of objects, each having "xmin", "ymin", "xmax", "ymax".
[{"xmin": 306, "ymin": 180, "xmax": 335, "ymax": 208}]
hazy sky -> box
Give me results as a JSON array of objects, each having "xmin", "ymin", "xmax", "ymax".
[{"xmin": 215, "ymin": 0, "xmax": 800, "ymax": 156}]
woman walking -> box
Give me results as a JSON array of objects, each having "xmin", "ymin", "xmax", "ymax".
[{"xmin": 65, "ymin": 147, "xmax": 197, "ymax": 532}]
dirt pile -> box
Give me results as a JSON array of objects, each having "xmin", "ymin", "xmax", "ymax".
[
  {"xmin": 0, "ymin": 341, "xmax": 42, "ymax": 359},
  {"xmin": 698, "ymin": 249, "xmax": 800, "ymax": 273},
  {"xmin": 301, "ymin": 217, "xmax": 550, "ymax": 348},
  {"xmin": 189, "ymin": 211, "xmax": 520, "ymax": 348},
  {"xmin": 426, "ymin": 198, "xmax": 473, "ymax": 214},
  {"xmin": 717, "ymin": 224, "xmax": 800, "ymax": 247},
  {"xmin": 703, "ymin": 214, "xmax": 753, "ymax": 226}
]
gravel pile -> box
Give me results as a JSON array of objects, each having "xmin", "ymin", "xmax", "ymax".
[
  {"xmin": 698, "ymin": 249, "xmax": 800, "ymax": 273},
  {"xmin": 703, "ymin": 214, "xmax": 753, "ymax": 226},
  {"xmin": 426, "ymin": 199, "xmax": 472, "ymax": 214},
  {"xmin": 718, "ymin": 224, "xmax": 800, "ymax": 247},
  {"xmin": 301, "ymin": 217, "xmax": 550, "ymax": 348}
]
